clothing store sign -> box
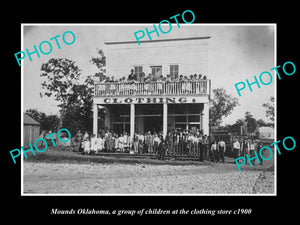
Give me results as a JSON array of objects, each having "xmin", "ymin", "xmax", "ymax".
[{"xmin": 97, "ymin": 96, "xmax": 208, "ymax": 104}]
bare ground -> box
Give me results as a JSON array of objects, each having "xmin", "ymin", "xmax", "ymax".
[{"xmin": 23, "ymin": 160, "xmax": 275, "ymax": 195}]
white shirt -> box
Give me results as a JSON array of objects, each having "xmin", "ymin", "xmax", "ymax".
[{"xmin": 233, "ymin": 141, "xmax": 240, "ymax": 149}]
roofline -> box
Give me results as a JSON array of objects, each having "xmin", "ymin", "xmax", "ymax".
[{"xmin": 104, "ymin": 36, "xmax": 211, "ymax": 45}]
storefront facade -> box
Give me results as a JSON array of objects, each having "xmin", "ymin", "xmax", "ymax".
[{"xmin": 93, "ymin": 37, "xmax": 211, "ymax": 140}]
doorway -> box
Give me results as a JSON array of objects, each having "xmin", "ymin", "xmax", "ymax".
[{"xmin": 144, "ymin": 116, "xmax": 163, "ymax": 133}]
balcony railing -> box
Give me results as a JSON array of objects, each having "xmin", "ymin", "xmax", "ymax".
[{"xmin": 94, "ymin": 80, "xmax": 209, "ymax": 97}]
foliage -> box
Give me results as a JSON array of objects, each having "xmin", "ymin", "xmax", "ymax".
[
  {"xmin": 40, "ymin": 58, "xmax": 81, "ymax": 109},
  {"xmin": 244, "ymin": 111, "xmax": 257, "ymax": 133},
  {"xmin": 262, "ymin": 96, "xmax": 275, "ymax": 123},
  {"xmin": 39, "ymin": 50, "xmax": 106, "ymax": 135},
  {"xmin": 25, "ymin": 108, "xmax": 59, "ymax": 132},
  {"xmin": 209, "ymin": 88, "xmax": 239, "ymax": 126}
]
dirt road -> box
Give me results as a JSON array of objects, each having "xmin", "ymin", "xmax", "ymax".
[{"xmin": 23, "ymin": 161, "xmax": 274, "ymax": 194}]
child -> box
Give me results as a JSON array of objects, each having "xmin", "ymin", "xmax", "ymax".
[
  {"xmin": 90, "ymin": 134, "xmax": 97, "ymax": 154},
  {"xmin": 118, "ymin": 133, "xmax": 124, "ymax": 152},
  {"xmin": 133, "ymin": 133, "xmax": 139, "ymax": 154},
  {"xmin": 114, "ymin": 133, "xmax": 119, "ymax": 152},
  {"xmin": 96, "ymin": 134, "xmax": 104, "ymax": 153},
  {"xmin": 153, "ymin": 133, "xmax": 161, "ymax": 155},
  {"xmin": 83, "ymin": 137, "xmax": 91, "ymax": 155}
]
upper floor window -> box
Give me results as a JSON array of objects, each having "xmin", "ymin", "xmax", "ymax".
[
  {"xmin": 150, "ymin": 66, "xmax": 162, "ymax": 77},
  {"xmin": 170, "ymin": 65, "xmax": 179, "ymax": 76},
  {"xmin": 134, "ymin": 66, "xmax": 143, "ymax": 78}
]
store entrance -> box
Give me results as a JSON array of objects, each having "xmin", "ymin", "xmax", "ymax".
[{"xmin": 144, "ymin": 116, "xmax": 163, "ymax": 133}]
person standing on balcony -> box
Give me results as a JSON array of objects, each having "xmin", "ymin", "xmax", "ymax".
[
  {"xmin": 157, "ymin": 75, "xmax": 163, "ymax": 94},
  {"xmin": 110, "ymin": 76, "xmax": 116, "ymax": 95},
  {"xmin": 193, "ymin": 74, "xmax": 198, "ymax": 94},
  {"xmin": 140, "ymin": 72, "xmax": 146, "ymax": 94},
  {"xmin": 127, "ymin": 69, "xmax": 135, "ymax": 81},
  {"xmin": 104, "ymin": 77, "xmax": 111, "ymax": 95}
]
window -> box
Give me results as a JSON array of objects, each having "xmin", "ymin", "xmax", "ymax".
[
  {"xmin": 150, "ymin": 66, "xmax": 162, "ymax": 76},
  {"xmin": 170, "ymin": 65, "xmax": 179, "ymax": 76},
  {"xmin": 134, "ymin": 66, "xmax": 143, "ymax": 77}
]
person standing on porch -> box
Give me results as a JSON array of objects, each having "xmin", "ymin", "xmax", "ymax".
[
  {"xmin": 145, "ymin": 131, "xmax": 153, "ymax": 154},
  {"xmin": 133, "ymin": 133, "xmax": 139, "ymax": 154},
  {"xmin": 153, "ymin": 133, "xmax": 161, "ymax": 155},
  {"xmin": 178, "ymin": 131, "xmax": 184, "ymax": 155},
  {"xmin": 118, "ymin": 133, "xmax": 124, "ymax": 152},
  {"xmin": 138, "ymin": 131, "xmax": 145, "ymax": 154},
  {"xmin": 166, "ymin": 131, "xmax": 174, "ymax": 156}
]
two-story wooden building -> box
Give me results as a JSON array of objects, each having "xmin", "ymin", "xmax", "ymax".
[{"xmin": 93, "ymin": 36, "xmax": 211, "ymax": 140}]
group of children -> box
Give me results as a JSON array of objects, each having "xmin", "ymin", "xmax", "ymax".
[
  {"xmin": 78, "ymin": 131, "xmax": 131, "ymax": 155},
  {"xmin": 76, "ymin": 129, "xmax": 227, "ymax": 162},
  {"xmin": 95, "ymin": 69, "xmax": 208, "ymax": 96}
]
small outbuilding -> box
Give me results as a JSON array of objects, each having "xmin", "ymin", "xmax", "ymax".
[{"xmin": 23, "ymin": 113, "xmax": 40, "ymax": 147}]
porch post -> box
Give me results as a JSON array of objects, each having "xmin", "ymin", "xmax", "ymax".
[
  {"xmin": 130, "ymin": 104, "xmax": 135, "ymax": 141},
  {"xmin": 163, "ymin": 103, "xmax": 168, "ymax": 139},
  {"xmin": 202, "ymin": 102, "xmax": 209, "ymax": 136},
  {"xmin": 93, "ymin": 103, "xmax": 98, "ymax": 137}
]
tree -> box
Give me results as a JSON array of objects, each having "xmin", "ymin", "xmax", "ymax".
[
  {"xmin": 257, "ymin": 119, "xmax": 268, "ymax": 127},
  {"xmin": 262, "ymin": 96, "xmax": 274, "ymax": 124},
  {"xmin": 228, "ymin": 119, "xmax": 244, "ymax": 134},
  {"xmin": 244, "ymin": 111, "xmax": 258, "ymax": 133},
  {"xmin": 62, "ymin": 84, "xmax": 94, "ymax": 134},
  {"xmin": 25, "ymin": 108, "xmax": 59, "ymax": 132},
  {"xmin": 40, "ymin": 58, "xmax": 81, "ymax": 133},
  {"xmin": 90, "ymin": 48, "xmax": 106, "ymax": 79},
  {"xmin": 209, "ymin": 88, "xmax": 239, "ymax": 126}
]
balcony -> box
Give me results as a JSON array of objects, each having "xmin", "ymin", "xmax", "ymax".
[{"xmin": 94, "ymin": 80, "xmax": 209, "ymax": 97}]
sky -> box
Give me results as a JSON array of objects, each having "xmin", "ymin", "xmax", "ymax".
[{"xmin": 23, "ymin": 24, "xmax": 275, "ymax": 125}]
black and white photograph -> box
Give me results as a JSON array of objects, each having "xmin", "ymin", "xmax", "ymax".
[
  {"xmin": 21, "ymin": 24, "xmax": 276, "ymax": 195},
  {"xmin": 4, "ymin": 3, "xmax": 299, "ymax": 221}
]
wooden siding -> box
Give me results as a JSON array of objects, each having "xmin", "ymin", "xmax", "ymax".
[
  {"xmin": 23, "ymin": 124, "xmax": 40, "ymax": 147},
  {"xmin": 105, "ymin": 38, "xmax": 209, "ymax": 79}
]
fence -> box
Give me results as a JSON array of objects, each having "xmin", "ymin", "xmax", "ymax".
[{"xmin": 94, "ymin": 80, "xmax": 208, "ymax": 97}]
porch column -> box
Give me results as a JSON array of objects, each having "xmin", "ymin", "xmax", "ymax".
[
  {"xmin": 104, "ymin": 106, "xmax": 111, "ymax": 129},
  {"xmin": 93, "ymin": 104, "xmax": 98, "ymax": 137},
  {"xmin": 202, "ymin": 102, "xmax": 209, "ymax": 136},
  {"xmin": 130, "ymin": 104, "xmax": 135, "ymax": 141},
  {"xmin": 163, "ymin": 103, "xmax": 168, "ymax": 139}
]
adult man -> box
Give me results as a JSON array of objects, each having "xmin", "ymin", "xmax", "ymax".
[
  {"xmin": 127, "ymin": 69, "xmax": 135, "ymax": 81},
  {"xmin": 218, "ymin": 138, "xmax": 226, "ymax": 163},
  {"xmin": 166, "ymin": 131, "xmax": 174, "ymax": 155},
  {"xmin": 249, "ymin": 140, "xmax": 257, "ymax": 165},
  {"xmin": 138, "ymin": 131, "xmax": 144, "ymax": 154},
  {"xmin": 202, "ymin": 135, "xmax": 208, "ymax": 161},
  {"xmin": 75, "ymin": 130, "xmax": 83, "ymax": 152},
  {"xmin": 241, "ymin": 139, "xmax": 250, "ymax": 164},
  {"xmin": 233, "ymin": 139, "xmax": 241, "ymax": 161}
]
